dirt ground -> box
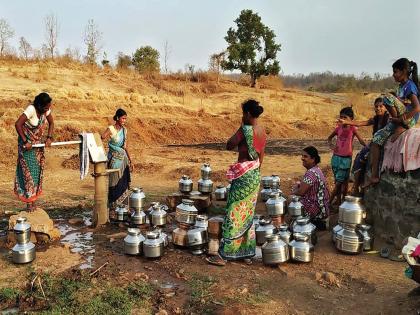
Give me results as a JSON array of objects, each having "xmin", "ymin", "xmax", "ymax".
[
  {"xmin": 0, "ymin": 143, "xmax": 419, "ymax": 314},
  {"xmin": 0, "ymin": 61, "xmax": 419, "ymax": 314}
]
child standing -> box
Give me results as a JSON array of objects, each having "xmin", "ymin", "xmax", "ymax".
[
  {"xmin": 327, "ymin": 107, "xmax": 366, "ymax": 206},
  {"xmin": 365, "ymin": 58, "xmax": 420, "ymax": 187},
  {"xmin": 338, "ymin": 97, "xmax": 389, "ymax": 195}
]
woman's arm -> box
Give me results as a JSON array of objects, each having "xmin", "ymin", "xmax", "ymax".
[
  {"xmin": 45, "ymin": 114, "xmax": 54, "ymax": 147},
  {"xmin": 354, "ymin": 129, "xmax": 367, "ymax": 147},
  {"xmin": 403, "ymin": 94, "xmax": 420, "ymax": 120},
  {"xmin": 294, "ymin": 182, "xmax": 311, "ymax": 196},
  {"xmin": 15, "ymin": 114, "xmax": 32, "ymax": 150},
  {"xmin": 101, "ymin": 127, "xmax": 111, "ymax": 140},
  {"xmin": 338, "ymin": 118, "xmax": 373, "ymax": 127},
  {"xmin": 226, "ymin": 127, "xmax": 243, "ymax": 150}
]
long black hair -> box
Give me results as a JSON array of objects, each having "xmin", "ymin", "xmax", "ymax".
[
  {"xmin": 242, "ymin": 99, "xmax": 264, "ymax": 118},
  {"xmin": 339, "ymin": 106, "xmax": 354, "ymax": 120},
  {"xmin": 113, "ymin": 108, "xmax": 127, "ymax": 121},
  {"xmin": 303, "ymin": 146, "xmax": 321, "ymax": 164},
  {"xmin": 393, "ymin": 58, "xmax": 419, "ymax": 89},
  {"xmin": 33, "ymin": 92, "xmax": 52, "ymax": 113}
]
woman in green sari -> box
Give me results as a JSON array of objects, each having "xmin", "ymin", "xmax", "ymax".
[
  {"xmin": 14, "ymin": 92, "xmax": 55, "ymax": 211},
  {"xmin": 101, "ymin": 109, "xmax": 133, "ymax": 209},
  {"xmin": 207, "ymin": 99, "xmax": 266, "ymax": 265}
]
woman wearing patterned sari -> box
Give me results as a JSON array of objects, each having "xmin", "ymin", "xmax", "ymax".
[
  {"xmin": 101, "ymin": 109, "xmax": 133, "ymax": 209},
  {"xmin": 207, "ymin": 99, "xmax": 266, "ymax": 266},
  {"xmin": 14, "ymin": 93, "xmax": 55, "ymax": 211}
]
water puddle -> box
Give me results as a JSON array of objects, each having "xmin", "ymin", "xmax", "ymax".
[{"xmin": 55, "ymin": 212, "xmax": 95, "ymax": 269}]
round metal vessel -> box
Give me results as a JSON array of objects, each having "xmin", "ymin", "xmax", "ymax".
[
  {"xmin": 194, "ymin": 215, "xmax": 208, "ymax": 229},
  {"xmin": 276, "ymin": 224, "xmax": 292, "ymax": 244},
  {"xmin": 270, "ymin": 174, "xmax": 280, "ymax": 189},
  {"xmin": 149, "ymin": 204, "xmax": 168, "ymax": 226},
  {"xmin": 124, "ymin": 228, "xmax": 145, "ymax": 255},
  {"xmin": 179, "ymin": 175, "xmax": 193, "ymax": 193},
  {"xmin": 335, "ymin": 224, "xmax": 363, "ymax": 254},
  {"xmin": 262, "ymin": 234, "xmax": 289, "ymax": 265},
  {"xmin": 265, "ymin": 191, "xmax": 287, "ymax": 216},
  {"xmin": 143, "ymin": 232, "xmax": 164, "ymax": 258},
  {"xmin": 214, "ymin": 185, "xmax": 227, "ymax": 201},
  {"xmin": 175, "ymin": 199, "xmax": 198, "ymax": 225},
  {"xmin": 172, "ymin": 227, "xmax": 189, "ymax": 247},
  {"xmin": 131, "ymin": 208, "xmax": 146, "ymax": 225},
  {"xmin": 338, "ymin": 196, "xmax": 366, "ymax": 225},
  {"xmin": 261, "ymin": 176, "xmax": 273, "ymax": 188},
  {"xmin": 256, "ymin": 220, "xmax": 276, "ymax": 246},
  {"xmin": 260, "ymin": 187, "xmax": 272, "ymax": 202},
  {"xmin": 288, "ymin": 196, "xmax": 302, "ymax": 217},
  {"xmin": 187, "ymin": 227, "xmax": 208, "ymax": 255},
  {"xmin": 292, "ymin": 216, "xmax": 317, "ymax": 245},
  {"xmin": 289, "ymin": 233, "xmax": 314, "ymax": 263},
  {"xmin": 12, "ymin": 242, "xmax": 36, "ymax": 264},
  {"xmin": 357, "ymin": 224, "xmax": 374, "ymax": 251},
  {"xmin": 129, "ymin": 187, "xmax": 145, "ymax": 211},
  {"xmin": 200, "ymin": 163, "xmax": 212, "ymax": 180},
  {"xmin": 115, "ymin": 205, "xmax": 129, "ymax": 222},
  {"xmin": 198, "ymin": 178, "xmax": 213, "ymax": 194},
  {"xmin": 14, "ymin": 217, "xmax": 31, "ymax": 244}
]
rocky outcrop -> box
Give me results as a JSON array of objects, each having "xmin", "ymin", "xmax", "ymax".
[{"xmin": 364, "ymin": 169, "xmax": 420, "ymax": 248}]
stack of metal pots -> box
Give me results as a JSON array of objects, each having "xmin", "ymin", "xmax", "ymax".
[
  {"xmin": 12, "ymin": 217, "xmax": 36, "ymax": 264},
  {"xmin": 333, "ymin": 196, "xmax": 372, "ymax": 254},
  {"xmin": 260, "ymin": 175, "xmax": 280, "ymax": 202},
  {"xmin": 207, "ymin": 216, "xmax": 224, "ymax": 256},
  {"xmin": 173, "ymin": 199, "xmax": 198, "ymax": 247},
  {"xmin": 129, "ymin": 187, "xmax": 147, "ymax": 225},
  {"xmin": 143, "ymin": 231, "xmax": 165, "ymax": 258},
  {"xmin": 188, "ymin": 215, "xmax": 209, "ymax": 255},
  {"xmin": 292, "ymin": 216, "xmax": 317, "ymax": 245},
  {"xmin": 265, "ymin": 190, "xmax": 287, "ymax": 226},
  {"xmin": 198, "ymin": 163, "xmax": 213, "ymax": 194}
]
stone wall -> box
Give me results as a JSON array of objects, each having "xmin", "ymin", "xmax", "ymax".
[{"xmin": 364, "ymin": 169, "xmax": 420, "ymax": 249}]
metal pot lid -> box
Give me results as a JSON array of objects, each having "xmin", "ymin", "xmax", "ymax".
[{"xmin": 181, "ymin": 199, "xmax": 194, "ymax": 206}]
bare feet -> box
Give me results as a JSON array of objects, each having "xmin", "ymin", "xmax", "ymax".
[{"xmin": 362, "ymin": 177, "xmax": 380, "ymax": 189}]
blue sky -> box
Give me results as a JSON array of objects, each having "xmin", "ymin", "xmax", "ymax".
[{"xmin": 1, "ymin": 0, "xmax": 419, "ymax": 75}]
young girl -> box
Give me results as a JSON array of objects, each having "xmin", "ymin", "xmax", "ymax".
[
  {"xmin": 327, "ymin": 107, "xmax": 366, "ymax": 206},
  {"xmin": 338, "ymin": 97, "xmax": 389, "ymax": 195},
  {"xmin": 366, "ymin": 58, "xmax": 420, "ymax": 186}
]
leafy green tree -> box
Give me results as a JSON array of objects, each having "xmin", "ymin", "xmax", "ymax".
[
  {"xmin": 222, "ymin": 9, "xmax": 281, "ymax": 87},
  {"xmin": 132, "ymin": 46, "xmax": 160, "ymax": 74},
  {"xmin": 116, "ymin": 52, "xmax": 132, "ymax": 70}
]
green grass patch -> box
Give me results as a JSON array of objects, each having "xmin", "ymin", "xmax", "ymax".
[{"xmin": 0, "ymin": 287, "xmax": 20, "ymax": 303}]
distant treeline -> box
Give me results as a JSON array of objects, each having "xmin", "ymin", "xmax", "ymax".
[{"xmin": 280, "ymin": 72, "xmax": 396, "ymax": 93}]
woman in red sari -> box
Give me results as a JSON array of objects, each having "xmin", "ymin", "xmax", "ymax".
[{"xmin": 207, "ymin": 99, "xmax": 266, "ymax": 266}]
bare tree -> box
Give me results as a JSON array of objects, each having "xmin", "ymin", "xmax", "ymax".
[
  {"xmin": 0, "ymin": 18, "xmax": 14, "ymax": 57},
  {"xmin": 83, "ymin": 19, "xmax": 102, "ymax": 65},
  {"xmin": 19, "ymin": 37, "xmax": 32, "ymax": 60},
  {"xmin": 44, "ymin": 13, "xmax": 59, "ymax": 59},
  {"xmin": 209, "ymin": 51, "xmax": 225, "ymax": 83},
  {"xmin": 163, "ymin": 40, "xmax": 171, "ymax": 73}
]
